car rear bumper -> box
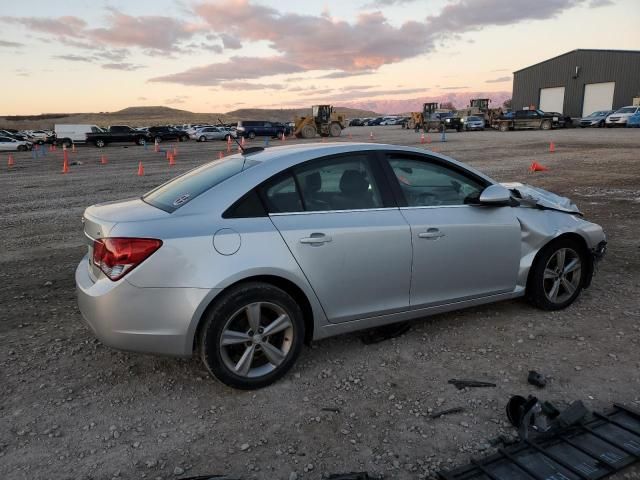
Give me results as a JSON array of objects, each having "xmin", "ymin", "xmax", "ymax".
[{"xmin": 75, "ymin": 255, "xmax": 211, "ymax": 356}]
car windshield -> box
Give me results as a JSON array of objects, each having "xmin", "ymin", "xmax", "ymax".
[
  {"xmin": 589, "ymin": 111, "xmax": 606, "ymax": 117},
  {"xmin": 616, "ymin": 107, "xmax": 636, "ymax": 114},
  {"xmin": 468, "ymin": 116, "xmax": 481, "ymax": 121},
  {"xmin": 143, "ymin": 156, "xmax": 260, "ymax": 212}
]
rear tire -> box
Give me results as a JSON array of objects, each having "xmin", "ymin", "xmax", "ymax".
[
  {"xmin": 154, "ymin": 136, "xmax": 162, "ymax": 144},
  {"xmin": 541, "ymin": 120, "xmax": 552, "ymax": 130},
  {"xmin": 499, "ymin": 123, "xmax": 509, "ymax": 132},
  {"xmin": 199, "ymin": 282, "xmax": 305, "ymax": 390},
  {"xmin": 136, "ymin": 137, "xmax": 146, "ymax": 146},
  {"xmin": 17, "ymin": 145, "xmax": 26, "ymax": 152},
  {"xmin": 248, "ymin": 131, "xmax": 256, "ymax": 139},
  {"xmin": 526, "ymin": 238, "xmax": 587, "ymax": 311},
  {"xmin": 199, "ymin": 135, "xmax": 207, "ymax": 142},
  {"xmin": 95, "ymin": 139, "xmax": 105, "ymax": 148}
]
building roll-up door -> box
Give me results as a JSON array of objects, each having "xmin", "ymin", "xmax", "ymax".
[
  {"xmin": 539, "ymin": 87, "xmax": 565, "ymax": 113},
  {"xmin": 582, "ymin": 82, "xmax": 615, "ymax": 117}
]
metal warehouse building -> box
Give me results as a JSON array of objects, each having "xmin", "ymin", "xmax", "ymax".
[{"xmin": 512, "ymin": 49, "xmax": 640, "ymax": 118}]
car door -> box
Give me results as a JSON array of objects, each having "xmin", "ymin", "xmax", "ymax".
[
  {"xmin": 265, "ymin": 152, "xmax": 412, "ymax": 323},
  {"xmin": 0, "ymin": 137, "xmax": 12, "ymax": 150},
  {"xmin": 382, "ymin": 152, "xmax": 521, "ymax": 308}
]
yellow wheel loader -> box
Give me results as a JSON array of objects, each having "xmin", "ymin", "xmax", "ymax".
[{"xmin": 294, "ymin": 105, "xmax": 346, "ymax": 138}]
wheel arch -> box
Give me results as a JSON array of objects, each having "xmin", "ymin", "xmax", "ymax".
[
  {"xmin": 525, "ymin": 232, "xmax": 593, "ymax": 293},
  {"xmin": 191, "ymin": 274, "xmax": 316, "ymax": 355}
]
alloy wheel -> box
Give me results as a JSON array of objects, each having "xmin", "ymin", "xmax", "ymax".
[
  {"xmin": 543, "ymin": 247, "xmax": 582, "ymax": 304},
  {"xmin": 219, "ymin": 302, "xmax": 294, "ymax": 378}
]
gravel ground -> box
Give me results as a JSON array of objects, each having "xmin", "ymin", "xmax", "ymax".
[{"xmin": 1, "ymin": 126, "xmax": 639, "ymax": 480}]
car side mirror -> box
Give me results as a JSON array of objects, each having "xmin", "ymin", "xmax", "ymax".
[{"xmin": 479, "ymin": 184, "xmax": 512, "ymax": 205}]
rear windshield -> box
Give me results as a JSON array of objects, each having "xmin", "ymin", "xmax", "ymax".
[{"xmin": 143, "ymin": 156, "xmax": 260, "ymax": 212}]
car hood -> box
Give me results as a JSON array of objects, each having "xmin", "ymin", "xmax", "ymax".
[
  {"xmin": 501, "ymin": 182, "xmax": 581, "ymax": 214},
  {"xmin": 580, "ymin": 116, "xmax": 603, "ymax": 121}
]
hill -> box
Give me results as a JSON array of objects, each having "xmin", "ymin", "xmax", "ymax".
[{"xmin": 0, "ymin": 105, "xmax": 379, "ymax": 130}]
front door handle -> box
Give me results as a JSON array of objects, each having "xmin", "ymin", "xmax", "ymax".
[
  {"xmin": 300, "ymin": 233, "xmax": 332, "ymax": 245},
  {"xmin": 418, "ymin": 228, "xmax": 445, "ymax": 239}
]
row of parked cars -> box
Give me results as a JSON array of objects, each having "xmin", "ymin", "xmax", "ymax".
[
  {"xmin": 349, "ymin": 116, "xmax": 408, "ymax": 127},
  {"xmin": 579, "ymin": 106, "xmax": 640, "ymax": 128}
]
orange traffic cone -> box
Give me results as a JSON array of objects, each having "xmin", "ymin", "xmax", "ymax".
[
  {"xmin": 282, "ymin": 132, "xmax": 286, "ymax": 142},
  {"xmin": 227, "ymin": 136, "xmax": 232, "ymax": 153},
  {"xmin": 218, "ymin": 151, "xmax": 224, "ymax": 160},
  {"xmin": 154, "ymin": 139, "xmax": 159, "ymax": 152},
  {"xmin": 529, "ymin": 161, "xmax": 549, "ymax": 173},
  {"xmin": 137, "ymin": 161, "xmax": 144, "ymax": 176},
  {"xmin": 100, "ymin": 154, "xmax": 107, "ymax": 165},
  {"xmin": 348, "ymin": 132, "xmax": 352, "ymax": 140},
  {"xmin": 8, "ymin": 154, "xmax": 15, "ymax": 167},
  {"xmin": 426, "ymin": 134, "xmax": 432, "ymax": 144},
  {"xmin": 72, "ymin": 143, "xmax": 76, "ymax": 153},
  {"xmin": 168, "ymin": 153, "xmax": 175, "ymax": 166},
  {"xmin": 420, "ymin": 133, "xmax": 425, "ymax": 144},
  {"xmin": 241, "ymin": 136, "xmax": 246, "ymax": 147},
  {"xmin": 549, "ymin": 141, "xmax": 555, "ymax": 153},
  {"xmin": 62, "ymin": 157, "xmax": 69, "ymax": 174}
]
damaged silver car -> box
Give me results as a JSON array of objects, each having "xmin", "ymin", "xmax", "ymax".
[{"xmin": 76, "ymin": 143, "xmax": 607, "ymax": 389}]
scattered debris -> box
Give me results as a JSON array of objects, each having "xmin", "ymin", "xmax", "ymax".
[
  {"xmin": 430, "ymin": 407, "xmax": 465, "ymax": 419},
  {"xmin": 359, "ymin": 321, "xmax": 411, "ymax": 344},
  {"xmin": 527, "ymin": 370, "xmax": 547, "ymax": 388},
  {"xmin": 439, "ymin": 402, "xmax": 640, "ymax": 479},
  {"xmin": 448, "ymin": 379, "xmax": 497, "ymax": 390},
  {"xmin": 321, "ymin": 407, "xmax": 341, "ymax": 413}
]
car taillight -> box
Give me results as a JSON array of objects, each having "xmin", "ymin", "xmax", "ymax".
[{"xmin": 92, "ymin": 238, "xmax": 162, "ymax": 281}]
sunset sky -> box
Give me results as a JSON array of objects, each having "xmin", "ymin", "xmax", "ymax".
[{"xmin": 2, "ymin": 0, "xmax": 639, "ymax": 115}]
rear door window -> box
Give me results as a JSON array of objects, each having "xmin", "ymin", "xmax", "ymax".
[{"xmin": 261, "ymin": 174, "xmax": 303, "ymax": 213}]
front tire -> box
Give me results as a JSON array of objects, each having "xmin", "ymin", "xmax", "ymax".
[
  {"xmin": 541, "ymin": 120, "xmax": 552, "ymax": 130},
  {"xmin": 95, "ymin": 139, "xmax": 105, "ymax": 148},
  {"xmin": 248, "ymin": 131, "xmax": 256, "ymax": 139},
  {"xmin": 199, "ymin": 282, "xmax": 305, "ymax": 390},
  {"xmin": 199, "ymin": 135, "xmax": 207, "ymax": 142},
  {"xmin": 526, "ymin": 238, "xmax": 587, "ymax": 311}
]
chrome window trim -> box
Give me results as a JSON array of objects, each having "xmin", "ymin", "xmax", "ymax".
[
  {"xmin": 399, "ymin": 204, "xmax": 474, "ymax": 210},
  {"xmin": 269, "ymin": 207, "xmax": 399, "ymax": 217}
]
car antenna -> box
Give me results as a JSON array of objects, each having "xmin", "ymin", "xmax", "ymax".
[{"xmin": 217, "ymin": 117, "xmax": 245, "ymax": 154}]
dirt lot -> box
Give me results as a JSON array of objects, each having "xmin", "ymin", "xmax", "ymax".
[{"xmin": 1, "ymin": 126, "xmax": 639, "ymax": 480}]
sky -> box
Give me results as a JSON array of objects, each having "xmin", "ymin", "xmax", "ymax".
[{"xmin": 1, "ymin": 0, "xmax": 639, "ymax": 115}]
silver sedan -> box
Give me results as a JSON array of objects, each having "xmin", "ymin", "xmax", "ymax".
[
  {"xmin": 76, "ymin": 143, "xmax": 607, "ymax": 389},
  {"xmin": 191, "ymin": 126, "xmax": 235, "ymax": 142}
]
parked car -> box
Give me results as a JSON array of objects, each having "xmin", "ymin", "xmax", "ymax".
[
  {"xmin": 463, "ymin": 116, "xmax": 485, "ymax": 131},
  {"xmin": 0, "ymin": 135, "xmax": 33, "ymax": 151},
  {"xmin": 496, "ymin": 110, "xmax": 558, "ymax": 131},
  {"xmin": 147, "ymin": 126, "xmax": 190, "ymax": 143},
  {"xmin": 606, "ymin": 106, "xmax": 640, "ymax": 127},
  {"xmin": 380, "ymin": 117, "xmax": 401, "ymax": 125},
  {"xmin": 55, "ymin": 124, "xmax": 104, "ymax": 146},
  {"xmin": 192, "ymin": 126, "xmax": 236, "ymax": 142},
  {"xmin": 85, "ymin": 125, "xmax": 151, "ymax": 148},
  {"xmin": 26, "ymin": 130, "xmax": 55, "ymax": 144},
  {"xmin": 349, "ymin": 118, "xmax": 364, "ymax": 127},
  {"xmin": 236, "ymin": 121, "xmax": 290, "ymax": 139},
  {"xmin": 440, "ymin": 113, "xmax": 463, "ymax": 132},
  {"xmin": 546, "ymin": 112, "xmax": 573, "ymax": 128},
  {"xmin": 579, "ymin": 110, "xmax": 613, "ymax": 128},
  {"xmin": 0, "ymin": 130, "xmax": 30, "ymax": 141},
  {"xmin": 76, "ymin": 143, "xmax": 607, "ymax": 389},
  {"xmin": 626, "ymin": 111, "xmax": 640, "ymax": 128}
]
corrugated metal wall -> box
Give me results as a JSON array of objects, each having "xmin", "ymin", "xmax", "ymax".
[{"xmin": 511, "ymin": 50, "xmax": 640, "ymax": 117}]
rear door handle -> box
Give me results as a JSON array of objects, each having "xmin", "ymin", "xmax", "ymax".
[
  {"xmin": 418, "ymin": 228, "xmax": 445, "ymax": 239},
  {"xmin": 300, "ymin": 233, "xmax": 332, "ymax": 245}
]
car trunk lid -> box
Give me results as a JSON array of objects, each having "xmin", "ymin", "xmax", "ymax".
[{"xmin": 82, "ymin": 197, "xmax": 169, "ymax": 280}]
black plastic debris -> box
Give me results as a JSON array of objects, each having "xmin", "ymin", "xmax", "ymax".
[
  {"xmin": 359, "ymin": 321, "xmax": 411, "ymax": 344},
  {"xmin": 328, "ymin": 474, "xmax": 372, "ymax": 479},
  {"xmin": 431, "ymin": 407, "xmax": 465, "ymax": 419},
  {"xmin": 527, "ymin": 370, "xmax": 547, "ymax": 388},
  {"xmin": 438, "ymin": 403, "xmax": 640, "ymax": 480},
  {"xmin": 448, "ymin": 379, "xmax": 497, "ymax": 390}
]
